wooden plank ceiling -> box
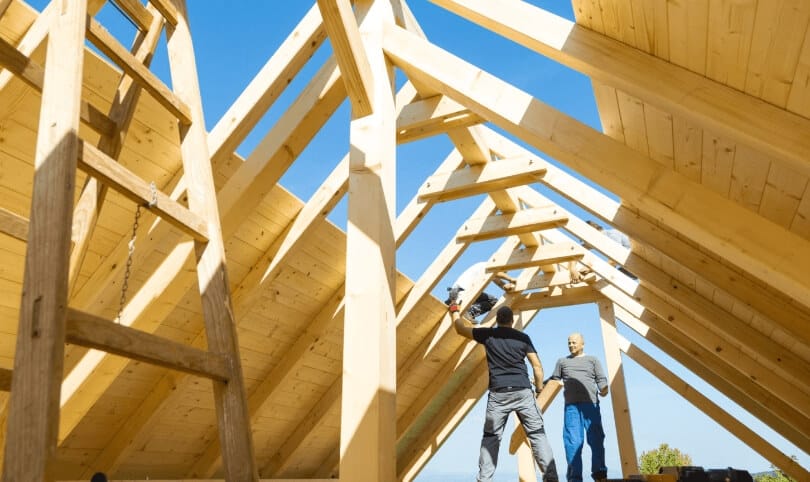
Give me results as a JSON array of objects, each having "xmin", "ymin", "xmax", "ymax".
[{"xmin": 0, "ymin": 0, "xmax": 807, "ymax": 480}]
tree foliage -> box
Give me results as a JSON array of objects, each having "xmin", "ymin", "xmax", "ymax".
[
  {"xmin": 638, "ymin": 443, "xmax": 693, "ymax": 474},
  {"xmin": 754, "ymin": 458, "xmax": 799, "ymax": 482}
]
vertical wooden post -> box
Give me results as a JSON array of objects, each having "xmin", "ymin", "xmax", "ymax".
[
  {"xmin": 2, "ymin": 0, "xmax": 88, "ymax": 480},
  {"xmin": 597, "ymin": 300, "xmax": 638, "ymax": 476},
  {"xmin": 340, "ymin": 0, "xmax": 397, "ymax": 480},
  {"xmin": 165, "ymin": 1, "xmax": 257, "ymax": 480}
]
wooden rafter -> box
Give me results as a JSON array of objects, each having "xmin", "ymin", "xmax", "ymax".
[
  {"xmin": 317, "ymin": 0, "xmax": 374, "ymax": 117},
  {"xmin": 618, "ymin": 333, "xmax": 810, "ymax": 482},
  {"xmin": 429, "ymin": 0, "xmax": 810, "ymax": 180},
  {"xmin": 382, "ymin": 23, "xmax": 810, "ymax": 312}
]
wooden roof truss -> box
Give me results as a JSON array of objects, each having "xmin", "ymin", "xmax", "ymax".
[{"xmin": 0, "ymin": 0, "xmax": 807, "ymax": 481}]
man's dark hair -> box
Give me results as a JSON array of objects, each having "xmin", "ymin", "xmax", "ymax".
[
  {"xmin": 90, "ymin": 473, "xmax": 108, "ymax": 482},
  {"xmin": 496, "ymin": 306, "xmax": 513, "ymax": 325}
]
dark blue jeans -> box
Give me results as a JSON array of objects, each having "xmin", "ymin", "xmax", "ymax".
[{"xmin": 563, "ymin": 403, "xmax": 607, "ymax": 481}]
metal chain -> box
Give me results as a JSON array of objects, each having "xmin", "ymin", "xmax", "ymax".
[
  {"xmin": 116, "ymin": 182, "xmax": 156, "ymax": 323},
  {"xmin": 117, "ymin": 205, "xmax": 141, "ymax": 323}
]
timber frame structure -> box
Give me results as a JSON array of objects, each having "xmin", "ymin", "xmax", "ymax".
[{"xmin": 0, "ymin": 0, "xmax": 808, "ymax": 481}]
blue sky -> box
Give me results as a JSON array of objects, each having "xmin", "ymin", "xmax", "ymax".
[{"xmin": 30, "ymin": 0, "xmax": 808, "ymax": 479}]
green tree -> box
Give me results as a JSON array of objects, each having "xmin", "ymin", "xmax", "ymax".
[
  {"xmin": 638, "ymin": 443, "xmax": 693, "ymax": 475},
  {"xmin": 754, "ymin": 457, "xmax": 799, "ymax": 482}
]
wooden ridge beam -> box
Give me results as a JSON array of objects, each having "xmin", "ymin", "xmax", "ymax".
[
  {"xmin": 417, "ymin": 155, "xmax": 546, "ymax": 202},
  {"xmin": 86, "ymin": 16, "xmax": 192, "ymax": 125},
  {"xmin": 383, "ymin": 24, "xmax": 810, "ymax": 312},
  {"xmin": 317, "ymin": 0, "xmax": 374, "ymax": 117},
  {"xmin": 457, "ymin": 205, "xmax": 568, "ymax": 243},
  {"xmin": 396, "ymin": 94, "xmax": 481, "ymax": 143},
  {"xmin": 65, "ymin": 308, "xmax": 229, "ymax": 381},
  {"xmin": 78, "ymin": 140, "xmax": 208, "ymax": 241},
  {"xmin": 0, "ymin": 207, "xmax": 27, "ymax": 242},
  {"xmin": 429, "ymin": 0, "xmax": 810, "ymax": 180},
  {"xmin": 619, "ymin": 334, "xmax": 810, "ymax": 482},
  {"xmin": 488, "ymin": 241, "xmax": 583, "ymax": 272},
  {"xmin": 207, "ymin": 3, "xmax": 326, "ymax": 164},
  {"xmin": 0, "ymin": 36, "xmax": 116, "ymax": 136}
]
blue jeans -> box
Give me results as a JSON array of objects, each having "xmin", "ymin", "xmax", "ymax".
[
  {"xmin": 563, "ymin": 403, "xmax": 607, "ymax": 481},
  {"xmin": 478, "ymin": 388, "xmax": 558, "ymax": 482}
]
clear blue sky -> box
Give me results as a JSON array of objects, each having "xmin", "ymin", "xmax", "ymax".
[{"xmin": 33, "ymin": 0, "xmax": 808, "ymax": 479}]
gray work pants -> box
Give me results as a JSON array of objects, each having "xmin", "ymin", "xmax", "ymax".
[{"xmin": 478, "ymin": 388, "xmax": 559, "ymax": 482}]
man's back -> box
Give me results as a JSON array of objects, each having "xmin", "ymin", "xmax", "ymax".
[{"xmin": 473, "ymin": 326, "xmax": 535, "ymax": 390}]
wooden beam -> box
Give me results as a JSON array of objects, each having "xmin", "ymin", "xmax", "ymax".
[
  {"xmin": 515, "ymin": 285, "xmax": 602, "ymax": 310},
  {"xmin": 207, "ymin": 3, "xmax": 326, "ymax": 164},
  {"xmin": 396, "ymin": 94, "xmax": 481, "ymax": 143},
  {"xmin": 68, "ymin": 4, "xmax": 165, "ymax": 293},
  {"xmin": 597, "ymin": 301, "xmax": 638, "ymax": 477},
  {"xmin": 0, "ymin": 368, "xmax": 10, "ymax": 392},
  {"xmin": 417, "ymin": 155, "xmax": 546, "ymax": 202},
  {"xmin": 457, "ymin": 205, "xmax": 568, "ymax": 243},
  {"xmin": 613, "ymin": 307, "xmax": 810, "ymax": 455},
  {"xmin": 218, "ymin": 57, "xmax": 345, "ymax": 239},
  {"xmin": 166, "ymin": 0, "xmax": 257, "ymax": 478},
  {"xmin": 185, "ymin": 156, "xmax": 350, "ymax": 477},
  {"xmin": 608, "ymin": 297, "xmax": 810, "ymax": 451},
  {"xmin": 488, "ymin": 242, "xmax": 583, "ymax": 272},
  {"xmin": 86, "ymin": 16, "xmax": 192, "ymax": 125},
  {"xmin": 0, "ymin": 207, "xmax": 27, "ymax": 242},
  {"xmin": 317, "ymin": 0, "xmax": 374, "ymax": 117},
  {"xmin": 618, "ymin": 335, "xmax": 810, "ymax": 482},
  {"xmin": 518, "ymin": 187, "xmax": 810, "ymax": 382},
  {"xmin": 0, "ymin": 36, "xmax": 116, "ymax": 136},
  {"xmin": 78, "ymin": 140, "xmax": 209, "ymax": 242},
  {"xmin": 1, "ymin": 0, "xmax": 87, "ymax": 479},
  {"xmin": 65, "ymin": 309, "xmax": 229, "ymax": 381},
  {"xmin": 148, "ymin": 0, "xmax": 179, "ymax": 26},
  {"xmin": 190, "ymin": 289, "xmax": 346, "ymax": 478},
  {"xmin": 428, "ymin": 0, "xmax": 810, "ymax": 180},
  {"xmin": 110, "ymin": 0, "xmax": 154, "ymax": 31},
  {"xmin": 262, "ymin": 171, "xmax": 481, "ymax": 478},
  {"xmin": 340, "ymin": 0, "xmax": 397, "ymax": 479},
  {"xmin": 490, "ymin": 132, "xmax": 810, "ymax": 348},
  {"xmin": 537, "ymin": 226, "xmax": 810, "ymax": 419},
  {"xmin": 382, "ymin": 24, "xmax": 810, "ymax": 312}
]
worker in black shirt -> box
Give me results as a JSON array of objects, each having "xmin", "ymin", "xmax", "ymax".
[{"xmin": 450, "ymin": 302, "xmax": 559, "ymax": 482}]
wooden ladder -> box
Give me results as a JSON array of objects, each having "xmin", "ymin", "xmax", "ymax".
[{"xmin": 0, "ymin": 1, "xmax": 257, "ymax": 480}]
